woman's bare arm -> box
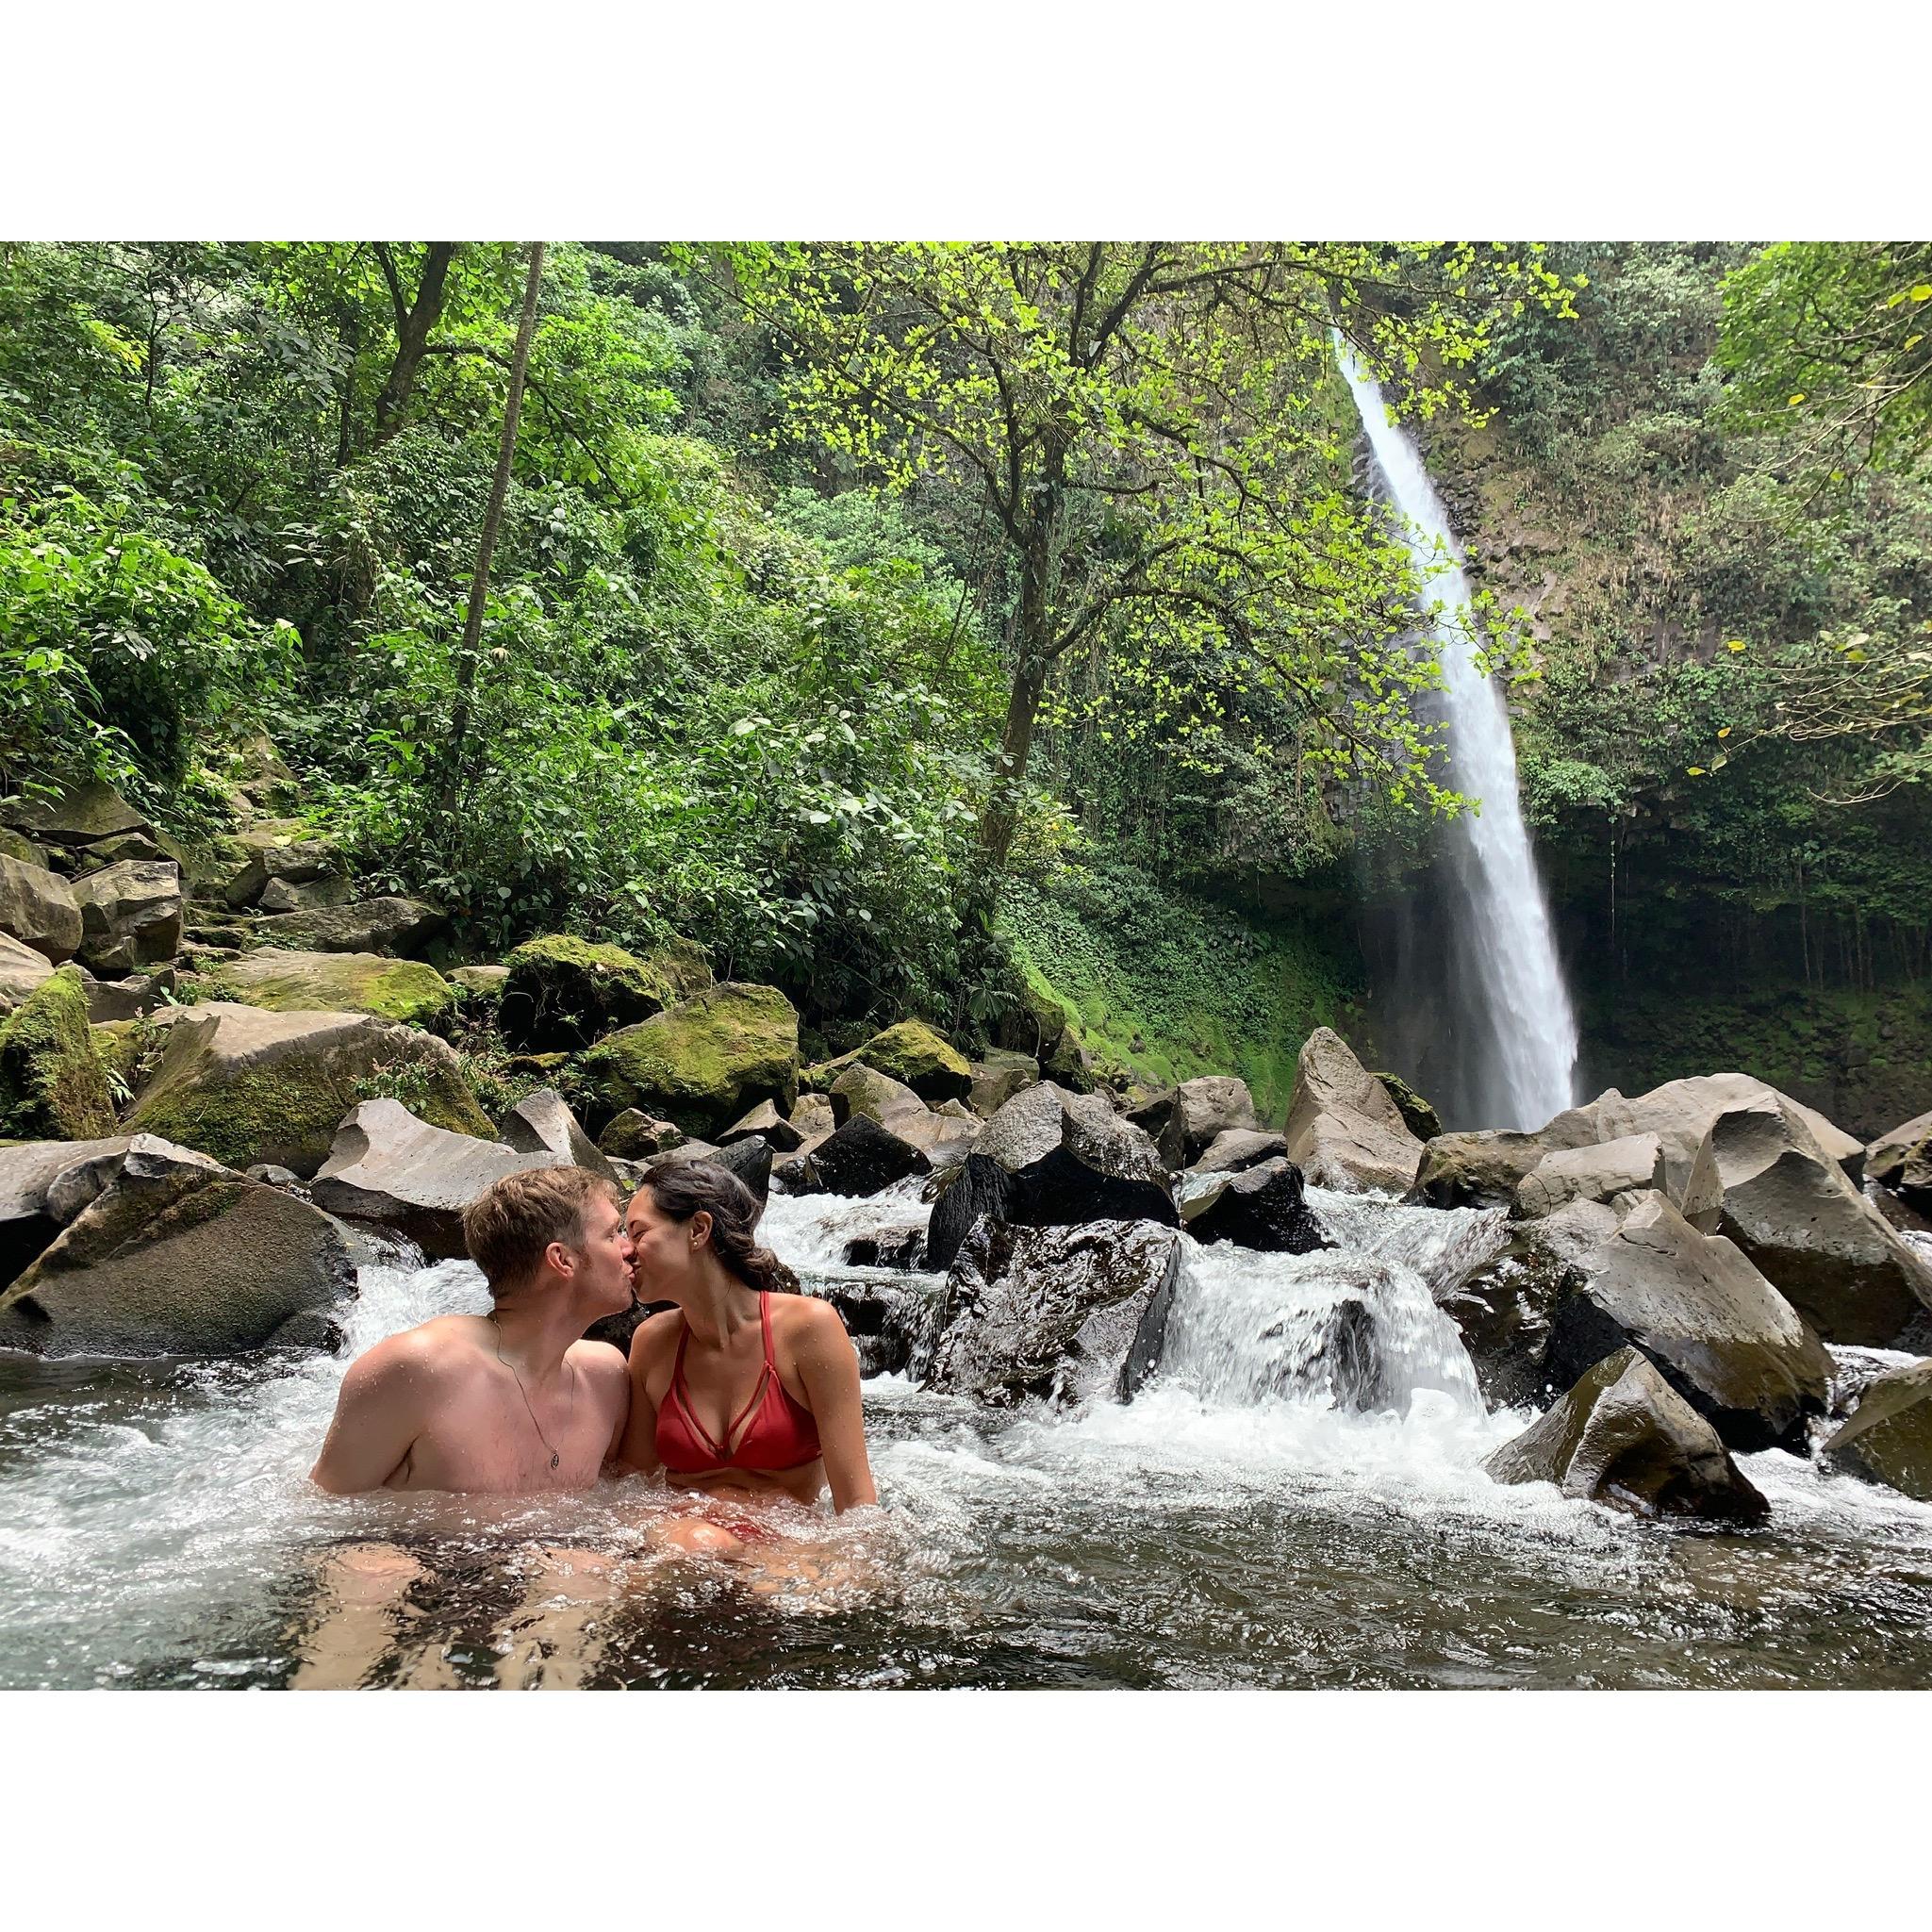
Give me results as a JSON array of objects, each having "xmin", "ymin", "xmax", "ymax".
[
  {"xmin": 617, "ymin": 1315, "xmax": 675, "ymax": 1474},
  {"xmin": 791, "ymin": 1301, "xmax": 878, "ymax": 1512}
]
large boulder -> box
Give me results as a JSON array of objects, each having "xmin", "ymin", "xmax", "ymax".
[
  {"xmin": 1181, "ymin": 1157, "xmax": 1331, "ymax": 1254},
  {"xmin": 2, "ymin": 781, "xmax": 154, "ymax": 850},
  {"xmin": 221, "ymin": 835, "xmax": 340, "ymax": 910},
  {"xmin": 69, "ymin": 860, "xmax": 182, "ymax": 974},
  {"xmin": 1283, "ymin": 1028, "xmax": 1425, "ymax": 1195},
  {"xmin": 1, "ymin": 1135, "xmax": 135, "ymax": 1288},
  {"xmin": 1601, "ymin": 1073, "xmax": 1865, "ymax": 1188},
  {"xmin": 800, "ymin": 1276, "xmax": 935, "ymax": 1379},
  {"xmin": 1868, "ymin": 1109, "xmax": 1932, "ymax": 1214},
  {"xmin": 923, "ymin": 1217, "xmax": 1182, "ymax": 1408},
  {"xmin": 204, "ymin": 949, "xmax": 456, "ymax": 1029},
  {"xmin": 1412, "ymin": 1097, "xmax": 1611, "ymax": 1210},
  {"xmin": 829, "ymin": 1062, "xmax": 980, "ymax": 1166},
  {"xmin": 1483, "ymin": 1347, "xmax": 1770, "ymax": 1523},
  {"xmin": 598, "ymin": 1109, "xmax": 685, "ymax": 1161},
  {"xmin": 1515, "ymin": 1133, "xmax": 1667, "ymax": 1220},
  {"xmin": 0, "ymin": 965, "xmax": 118, "ymax": 1140},
  {"xmin": 1697, "ymin": 1088, "xmax": 1932, "ymax": 1346},
  {"xmin": 128, "ymin": 1001, "xmax": 490, "ymax": 1176},
  {"xmin": 925, "ymin": 1082, "xmax": 1177, "ymax": 1272},
  {"xmin": 807, "ymin": 1020, "xmax": 974, "ymax": 1105},
  {"xmin": 1544, "ymin": 1190, "xmax": 1832, "ymax": 1453},
  {"xmin": 498, "ymin": 934, "xmax": 710, "ymax": 1051},
  {"xmin": 1130, "ymin": 1076, "xmax": 1260, "ymax": 1169},
  {"xmin": 1820, "ymin": 1360, "xmax": 1932, "ymax": 1501},
  {"xmin": 0, "ymin": 1139, "xmax": 355, "ymax": 1355},
  {"xmin": 718, "ymin": 1098, "xmax": 803, "ymax": 1152},
  {"xmin": 0, "ymin": 932, "xmax": 58, "ymax": 1010},
  {"xmin": 252, "ymin": 896, "xmax": 445, "ymax": 957},
  {"xmin": 500, "ymin": 1088, "xmax": 617, "ymax": 1184},
  {"xmin": 310, "ymin": 1098, "xmax": 570, "ymax": 1258},
  {"xmin": 578, "ymin": 983, "xmax": 799, "ymax": 1139},
  {"xmin": 967, "ymin": 1049, "xmax": 1040, "ymax": 1119},
  {"xmin": 0, "ymin": 854, "xmax": 83, "ymax": 964}
]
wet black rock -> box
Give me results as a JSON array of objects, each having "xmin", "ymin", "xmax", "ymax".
[
  {"xmin": 1484, "ymin": 1346, "xmax": 1771, "ymax": 1523},
  {"xmin": 1181, "ymin": 1157, "xmax": 1331, "ymax": 1254},
  {"xmin": 925, "ymin": 1082, "xmax": 1176, "ymax": 1272},
  {"xmin": 803, "ymin": 1114, "xmax": 931, "ymax": 1198},
  {"xmin": 923, "ymin": 1216, "xmax": 1181, "ymax": 1407}
]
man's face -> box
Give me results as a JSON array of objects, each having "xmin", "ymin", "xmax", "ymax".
[{"xmin": 569, "ymin": 1195, "xmax": 636, "ymax": 1318}]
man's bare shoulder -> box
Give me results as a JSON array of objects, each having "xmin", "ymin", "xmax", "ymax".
[{"xmin": 344, "ymin": 1315, "xmax": 492, "ymax": 1388}]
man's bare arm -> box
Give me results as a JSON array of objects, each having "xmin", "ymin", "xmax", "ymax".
[{"xmin": 310, "ymin": 1336, "xmax": 438, "ymax": 1494}]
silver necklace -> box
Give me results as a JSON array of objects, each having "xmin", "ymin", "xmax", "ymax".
[{"xmin": 488, "ymin": 1313, "xmax": 575, "ymax": 1472}]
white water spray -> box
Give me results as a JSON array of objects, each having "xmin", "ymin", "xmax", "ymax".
[{"xmin": 1335, "ymin": 339, "xmax": 1579, "ymax": 1130}]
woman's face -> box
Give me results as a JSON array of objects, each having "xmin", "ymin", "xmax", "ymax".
[{"xmin": 624, "ymin": 1190, "xmax": 709, "ymax": 1301}]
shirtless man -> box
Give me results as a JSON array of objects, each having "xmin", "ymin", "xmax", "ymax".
[
  {"xmin": 296, "ymin": 1166, "xmax": 637, "ymax": 1687},
  {"xmin": 311, "ymin": 1164, "xmax": 636, "ymax": 1494}
]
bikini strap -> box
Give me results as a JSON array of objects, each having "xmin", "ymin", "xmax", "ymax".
[{"xmin": 758, "ymin": 1290, "xmax": 775, "ymax": 1368}]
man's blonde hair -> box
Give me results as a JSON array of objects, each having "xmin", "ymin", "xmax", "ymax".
[{"xmin": 462, "ymin": 1165, "xmax": 618, "ymax": 1296}]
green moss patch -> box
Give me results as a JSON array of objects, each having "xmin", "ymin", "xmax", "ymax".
[
  {"xmin": 580, "ymin": 982, "xmax": 799, "ymax": 1136},
  {"xmin": 207, "ymin": 949, "xmax": 455, "ymax": 1028},
  {"xmin": 0, "ymin": 965, "xmax": 118, "ymax": 1139}
]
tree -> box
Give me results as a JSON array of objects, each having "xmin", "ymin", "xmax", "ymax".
[
  {"xmin": 1718, "ymin": 241, "xmax": 1932, "ymax": 472},
  {"xmin": 714, "ymin": 240, "xmax": 1573, "ymax": 901}
]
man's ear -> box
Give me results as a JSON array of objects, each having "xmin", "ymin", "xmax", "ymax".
[{"xmin": 545, "ymin": 1238, "xmax": 577, "ymax": 1278}]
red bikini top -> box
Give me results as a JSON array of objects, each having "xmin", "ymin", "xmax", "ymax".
[{"xmin": 654, "ymin": 1292, "xmax": 823, "ymax": 1475}]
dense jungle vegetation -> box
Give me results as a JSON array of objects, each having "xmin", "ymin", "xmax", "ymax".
[{"xmin": 3, "ymin": 239, "xmax": 1928, "ymax": 1106}]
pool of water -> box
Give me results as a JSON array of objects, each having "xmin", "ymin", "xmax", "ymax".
[{"xmin": 2, "ymin": 1182, "xmax": 1929, "ymax": 1689}]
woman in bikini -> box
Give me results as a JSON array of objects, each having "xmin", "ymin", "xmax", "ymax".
[{"xmin": 618, "ymin": 1162, "xmax": 877, "ymax": 1553}]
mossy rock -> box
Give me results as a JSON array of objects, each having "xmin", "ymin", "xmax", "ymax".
[
  {"xmin": 803, "ymin": 1019, "xmax": 973, "ymax": 1104},
  {"xmin": 580, "ymin": 982, "xmax": 799, "ymax": 1137},
  {"xmin": 500, "ymin": 934, "xmax": 703, "ymax": 1051},
  {"xmin": 0, "ymin": 965, "xmax": 119, "ymax": 1140},
  {"xmin": 206, "ymin": 949, "xmax": 456, "ymax": 1028},
  {"xmin": 1368, "ymin": 1069, "xmax": 1444, "ymax": 1142},
  {"xmin": 128, "ymin": 1003, "xmax": 491, "ymax": 1175}
]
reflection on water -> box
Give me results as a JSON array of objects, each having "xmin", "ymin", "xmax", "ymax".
[{"xmin": 2, "ymin": 1185, "xmax": 1931, "ymax": 1689}]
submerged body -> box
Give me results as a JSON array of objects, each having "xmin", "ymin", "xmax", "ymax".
[{"xmin": 619, "ymin": 1165, "xmax": 878, "ymax": 1533}]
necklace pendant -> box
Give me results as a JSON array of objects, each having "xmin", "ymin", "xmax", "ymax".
[{"xmin": 550, "ymin": 1452, "xmax": 561, "ymax": 1471}]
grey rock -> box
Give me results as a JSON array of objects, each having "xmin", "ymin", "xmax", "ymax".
[
  {"xmin": 449, "ymin": 964, "xmax": 511, "ymax": 999},
  {"xmin": 70, "ymin": 860, "xmax": 182, "ymax": 973},
  {"xmin": 1545, "ymin": 1189, "xmax": 1832, "ymax": 1453},
  {"xmin": 501, "ymin": 1087, "xmax": 617, "ymax": 1184},
  {"xmin": 1516, "ymin": 1133, "xmax": 1667, "ymax": 1219},
  {"xmin": 1820, "ymin": 1359, "xmax": 1932, "ymax": 1500},
  {"xmin": 1483, "ymin": 1346, "xmax": 1770, "ymax": 1523},
  {"xmin": 806, "ymin": 1114, "xmax": 932, "ymax": 1197},
  {"xmin": 0, "ymin": 854, "xmax": 83, "ymax": 964},
  {"xmin": 253, "ymin": 896, "xmax": 445, "ymax": 957},
  {"xmin": 801, "ymin": 1275, "xmax": 936, "ymax": 1378},
  {"xmin": 1700, "ymin": 1089, "xmax": 1932, "ymax": 1346},
  {"xmin": 221, "ymin": 837, "xmax": 340, "ymax": 910},
  {"xmin": 2, "ymin": 781, "xmax": 154, "ymax": 848},
  {"xmin": 310, "ymin": 1098, "xmax": 569, "ymax": 1258},
  {"xmin": 924, "ymin": 1217, "xmax": 1182, "ymax": 1408},
  {"xmin": 719, "ymin": 1098, "xmax": 802, "ymax": 1152},
  {"xmin": 1283, "ymin": 1028, "xmax": 1423, "ymax": 1195},
  {"xmin": 0, "ymin": 932, "xmax": 57, "ymax": 1011},
  {"xmin": 79, "ymin": 968, "xmax": 173, "ymax": 1023},
  {"xmin": 967, "ymin": 1049, "xmax": 1039, "ymax": 1119},
  {"xmin": 43, "ymin": 1133, "xmax": 226, "ymax": 1225},
  {"xmin": 599, "ymin": 1109, "xmax": 686, "ymax": 1160},
  {"xmin": 0, "ymin": 1155, "xmax": 355, "ymax": 1357},
  {"xmin": 1, "ymin": 1136, "xmax": 132, "ymax": 1289},
  {"xmin": 1190, "ymin": 1128, "xmax": 1293, "ymax": 1177},
  {"xmin": 245, "ymin": 1164, "xmax": 304, "ymax": 1189},
  {"xmin": 1130, "ymin": 1075, "xmax": 1260, "ymax": 1168},
  {"xmin": 257, "ymin": 874, "xmax": 360, "ymax": 915}
]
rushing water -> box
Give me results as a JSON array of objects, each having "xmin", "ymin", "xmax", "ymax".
[
  {"xmin": 2, "ymin": 1181, "xmax": 1931, "ymax": 1689},
  {"xmin": 1335, "ymin": 339, "xmax": 1580, "ymax": 1131}
]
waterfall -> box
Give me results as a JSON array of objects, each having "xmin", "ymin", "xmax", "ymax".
[{"xmin": 1334, "ymin": 339, "xmax": 1580, "ymax": 1131}]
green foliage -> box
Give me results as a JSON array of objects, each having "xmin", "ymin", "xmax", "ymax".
[{"xmin": 999, "ymin": 860, "xmax": 1362, "ymax": 1121}]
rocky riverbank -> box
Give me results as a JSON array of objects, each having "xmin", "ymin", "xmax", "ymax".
[{"xmin": 7, "ymin": 775, "xmax": 1932, "ymax": 1526}]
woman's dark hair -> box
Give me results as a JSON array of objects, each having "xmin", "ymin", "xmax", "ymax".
[{"xmin": 641, "ymin": 1162, "xmax": 800, "ymax": 1296}]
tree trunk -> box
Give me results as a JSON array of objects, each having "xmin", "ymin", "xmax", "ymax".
[
  {"xmin": 440, "ymin": 241, "xmax": 546, "ymax": 812},
  {"xmin": 372, "ymin": 242, "xmax": 458, "ymax": 444}
]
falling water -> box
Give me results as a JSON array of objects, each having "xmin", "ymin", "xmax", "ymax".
[{"xmin": 1335, "ymin": 339, "xmax": 1579, "ymax": 1131}]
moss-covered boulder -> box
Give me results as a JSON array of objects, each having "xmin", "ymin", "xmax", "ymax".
[
  {"xmin": 0, "ymin": 966, "xmax": 119, "ymax": 1140},
  {"xmin": 1368, "ymin": 1070, "xmax": 1444, "ymax": 1143},
  {"xmin": 449, "ymin": 964, "xmax": 510, "ymax": 1002},
  {"xmin": 206, "ymin": 949, "xmax": 456, "ymax": 1029},
  {"xmin": 500, "ymin": 933, "xmax": 712, "ymax": 1050},
  {"xmin": 128, "ymin": 1001, "xmax": 490, "ymax": 1176},
  {"xmin": 580, "ymin": 983, "xmax": 799, "ymax": 1137},
  {"xmin": 803, "ymin": 1019, "xmax": 974, "ymax": 1105}
]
